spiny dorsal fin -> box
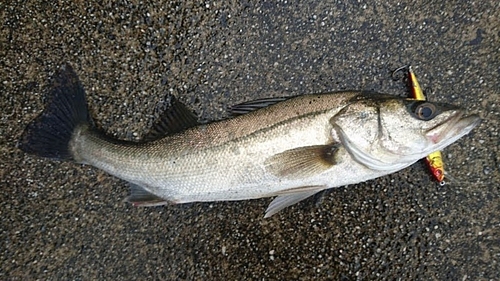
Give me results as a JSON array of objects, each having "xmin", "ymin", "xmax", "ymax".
[
  {"xmin": 230, "ymin": 97, "xmax": 291, "ymax": 116},
  {"xmin": 264, "ymin": 144, "xmax": 341, "ymax": 180},
  {"xmin": 144, "ymin": 96, "xmax": 198, "ymax": 141},
  {"xmin": 125, "ymin": 184, "xmax": 169, "ymax": 207}
]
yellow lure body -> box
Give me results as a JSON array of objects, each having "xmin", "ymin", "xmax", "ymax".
[{"xmin": 408, "ymin": 66, "xmax": 445, "ymax": 184}]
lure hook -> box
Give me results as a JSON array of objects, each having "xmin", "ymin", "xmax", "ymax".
[{"xmin": 391, "ymin": 64, "xmax": 410, "ymax": 81}]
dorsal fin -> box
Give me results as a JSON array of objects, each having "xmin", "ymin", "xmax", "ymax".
[
  {"xmin": 144, "ymin": 96, "xmax": 199, "ymax": 141},
  {"xmin": 230, "ymin": 97, "xmax": 291, "ymax": 116}
]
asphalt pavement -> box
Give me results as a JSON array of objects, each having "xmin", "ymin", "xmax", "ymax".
[{"xmin": 1, "ymin": 1, "xmax": 499, "ymax": 279}]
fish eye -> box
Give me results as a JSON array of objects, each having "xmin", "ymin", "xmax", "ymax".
[{"xmin": 414, "ymin": 102, "xmax": 438, "ymax": 120}]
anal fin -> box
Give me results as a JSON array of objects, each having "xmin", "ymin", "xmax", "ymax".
[{"xmin": 125, "ymin": 184, "xmax": 169, "ymax": 207}]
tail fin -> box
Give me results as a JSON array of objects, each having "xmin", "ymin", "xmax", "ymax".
[{"xmin": 18, "ymin": 64, "xmax": 91, "ymax": 160}]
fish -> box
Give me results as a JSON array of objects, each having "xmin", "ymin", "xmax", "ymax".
[
  {"xmin": 18, "ymin": 64, "xmax": 481, "ymax": 217},
  {"xmin": 407, "ymin": 66, "xmax": 446, "ymax": 185}
]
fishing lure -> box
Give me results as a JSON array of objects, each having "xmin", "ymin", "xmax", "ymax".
[{"xmin": 393, "ymin": 65, "xmax": 446, "ymax": 185}]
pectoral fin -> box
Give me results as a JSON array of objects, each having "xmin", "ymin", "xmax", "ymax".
[
  {"xmin": 265, "ymin": 186, "xmax": 326, "ymax": 218},
  {"xmin": 265, "ymin": 144, "xmax": 340, "ymax": 179},
  {"xmin": 125, "ymin": 184, "xmax": 169, "ymax": 207}
]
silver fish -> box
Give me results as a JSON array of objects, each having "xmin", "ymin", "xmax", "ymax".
[{"xmin": 19, "ymin": 65, "xmax": 481, "ymax": 217}]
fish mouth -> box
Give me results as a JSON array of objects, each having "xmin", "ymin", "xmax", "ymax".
[{"xmin": 425, "ymin": 111, "xmax": 481, "ymax": 151}]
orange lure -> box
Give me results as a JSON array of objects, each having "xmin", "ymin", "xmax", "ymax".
[{"xmin": 407, "ymin": 66, "xmax": 446, "ymax": 185}]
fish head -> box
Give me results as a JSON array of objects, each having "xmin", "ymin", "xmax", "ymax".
[{"xmin": 330, "ymin": 94, "xmax": 481, "ymax": 171}]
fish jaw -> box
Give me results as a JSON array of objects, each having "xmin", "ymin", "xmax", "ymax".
[{"xmin": 425, "ymin": 113, "xmax": 481, "ymax": 151}]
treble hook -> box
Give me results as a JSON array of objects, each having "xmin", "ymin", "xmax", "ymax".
[{"xmin": 391, "ymin": 64, "xmax": 410, "ymax": 81}]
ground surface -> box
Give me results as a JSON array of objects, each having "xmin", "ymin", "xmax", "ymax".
[{"xmin": 1, "ymin": 1, "xmax": 499, "ymax": 280}]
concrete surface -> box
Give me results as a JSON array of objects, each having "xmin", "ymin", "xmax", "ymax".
[{"xmin": 1, "ymin": 0, "xmax": 499, "ymax": 279}]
